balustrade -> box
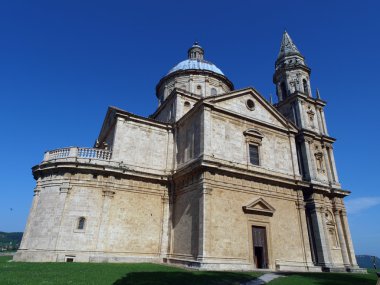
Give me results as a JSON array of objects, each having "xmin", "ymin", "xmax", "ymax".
[{"xmin": 43, "ymin": 147, "xmax": 112, "ymax": 161}]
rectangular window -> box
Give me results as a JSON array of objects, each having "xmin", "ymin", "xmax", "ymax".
[{"xmin": 249, "ymin": 144, "xmax": 260, "ymax": 165}]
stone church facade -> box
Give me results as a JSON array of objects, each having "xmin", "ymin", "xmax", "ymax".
[{"xmin": 15, "ymin": 32, "xmax": 363, "ymax": 272}]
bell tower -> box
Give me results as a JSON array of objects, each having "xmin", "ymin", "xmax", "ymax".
[
  {"xmin": 272, "ymin": 32, "xmax": 361, "ymax": 272},
  {"xmin": 274, "ymin": 31, "xmax": 311, "ymax": 102},
  {"xmin": 273, "ymin": 31, "xmax": 337, "ymax": 184}
]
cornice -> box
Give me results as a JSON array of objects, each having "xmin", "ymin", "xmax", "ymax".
[
  {"xmin": 32, "ymin": 158, "xmax": 170, "ymax": 183},
  {"xmin": 111, "ymin": 107, "xmax": 173, "ymax": 130},
  {"xmin": 173, "ymin": 155, "xmax": 306, "ymax": 189},
  {"xmin": 155, "ymin": 69, "xmax": 234, "ymax": 97},
  {"xmin": 296, "ymin": 131, "xmax": 336, "ymax": 144},
  {"xmin": 275, "ymin": 91, "xmax": 327, "ymax": 108},
  {"xmin": 150, "ymin": 88, "xmax": 201, "ymax": 119}
]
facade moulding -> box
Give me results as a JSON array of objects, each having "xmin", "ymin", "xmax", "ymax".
[
  {"xmin": 150, "ymin": 88, "xmax": 201, "ymax": 119},
  {"xmin": 173, "ymin": 156, "xmax": 307, "ymax": 191},
  {"xmin": 296, "ymin": 131, "xmax": 336, "ymax": 144},
  {"xmin": 276, "ymin": 91, "xmax": 326, "ymax": 109},
  {"xmin": 32, "ymin": 160, "xmax": 170, "ymax": 184},
  {"xmin": 156, "ymin": 69, "xmax": 234, "ymax": 97}
]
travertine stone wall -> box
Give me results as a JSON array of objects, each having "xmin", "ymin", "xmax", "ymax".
[
  {"xmin": 154, "ymin": 95, "xmax": 177, "ymax": 123},
  {"xmin": 207, "ymin": 112, "xmax": 297, "ymax": 176},
  {"xmin": 171, "ymin": 183, "xmax": 200, "ymax": 260},
  {"xmin": 202, "ymin": 172, "xmax": 307, "ymax": 269},
  {"xmin": 153, "ymin": 92, "xmax": 200, "ymax": 123},
  {"xmin": 157, "ymin": 74, "xmax": 231, "ymax": 104},
  {"xmin": 176, "ymin": 111, "xmax": 202, "ymax": 166},
  {"xmin": 112, "ymin": 117, "xmax": 174, "ymax": 171},
  {"xmin": 215, "ymin": 94, "xmax": 284, "ymax": 128},
  {"xmin": 15, "ymin": 172, "xmax": 168, "ymax": 262}
]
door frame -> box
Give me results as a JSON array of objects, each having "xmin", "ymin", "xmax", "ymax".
[{"xmin": 246, "ymin": 218, "xmax": 273, "ymax": 269}]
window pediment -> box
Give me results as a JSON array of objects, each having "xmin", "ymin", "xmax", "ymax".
[
  {"xmin": 244, "ymin": 129, "xmax": 264, "ymax": 145},
  {"xmin": 242, "ymin": 198, "xmax": 275, "ymax": 216}
]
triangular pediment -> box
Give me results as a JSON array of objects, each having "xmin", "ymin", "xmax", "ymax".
[
  {"xmin": 205, "ymin": 88, "xmax": 297, "ymax": 132},
  {"xmin": 242, "ymin": 198, "xmax": 276, "ymax": 216}
]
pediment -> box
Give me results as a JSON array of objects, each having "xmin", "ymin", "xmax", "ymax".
[
  {"xmin": 205, "ymin": 88, "xmax": 297, "ymax": 132},
  {"xmin": 242, "ymin": 198, "xmax": 276, "ymax": 216}
]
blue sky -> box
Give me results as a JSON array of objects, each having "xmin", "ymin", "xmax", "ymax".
[{"xmin": 0, "ymin": 1, "xmax": 379, "ymax": 257}]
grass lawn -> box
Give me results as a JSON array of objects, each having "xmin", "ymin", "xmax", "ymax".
[
  {"xmin": 268, "ymin": 269, "xmax": 378, "ymax": 285},
  {"xmin": 0, "ymin": 256, "xmax": 262, "ymax": 285}
]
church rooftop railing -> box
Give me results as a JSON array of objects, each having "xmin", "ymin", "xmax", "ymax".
[{"xmin": 43, "ymin": 147, "xmax": 112, "ymax": 162}]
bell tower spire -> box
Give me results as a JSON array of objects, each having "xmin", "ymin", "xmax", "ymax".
[{"xmin": 273, "ymin": 31, "xmax": 311, "ymax": 102}]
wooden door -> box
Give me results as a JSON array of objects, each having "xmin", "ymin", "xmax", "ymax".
[{"xmin": 252, "ymin": 226, "xmax": 268, "ymax": 269}]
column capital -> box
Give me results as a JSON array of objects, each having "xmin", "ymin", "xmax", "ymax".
[
  {"xmin": 59, "ymin": 182, "xmax": 71, "ymax": 194},
  {"xmin": 202, "ymin": 187, "xmax": 213, "ymax": 195},
  {"xmin": 296, "ymin": 200, "xmax": 305, "ymax": 209},
  {"xmin": 162, "ymin": 190, "xmax": 170, "ymax": 203},
  {"xmin": 33, "ymin": 188, "xmax": 41, "ymax": 196}
]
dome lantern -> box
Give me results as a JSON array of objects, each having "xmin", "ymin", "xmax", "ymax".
[{"xmin": 188, "ymin": 42, "xmax": 204, "ymax": 60}]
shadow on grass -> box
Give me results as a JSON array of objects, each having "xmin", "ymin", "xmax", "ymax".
[{"xmin": 113, "ymin": 271, "xmax": 259, "ymax": 285}]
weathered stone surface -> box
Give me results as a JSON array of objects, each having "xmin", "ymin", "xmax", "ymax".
[{"xmin": 15, "ymin": 37, "xmax": 362, "ymax": 273}]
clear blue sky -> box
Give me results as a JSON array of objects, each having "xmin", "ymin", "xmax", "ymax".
[{"xmin": 0, "ymin": 1, "xmax": 379, "ymax": 257}]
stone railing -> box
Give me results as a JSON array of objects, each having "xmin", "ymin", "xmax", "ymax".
[{"xmin": 43, "ymin": 147, "xmax": 112, "ymax": 162}]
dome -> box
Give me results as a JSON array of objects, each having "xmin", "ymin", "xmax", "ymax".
[
  {"xmin": 167, "ymin": 42, "xmax": 225, "ymax": 76},
  {"xmin": 168, "ymin": 59, "xmax": 224, "ymax": 76},
  {"xmin": 156, "ymin": 42, "xmax": 234, "ymax": 102}
]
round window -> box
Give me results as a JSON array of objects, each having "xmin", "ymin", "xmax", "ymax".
[{"xmin": 246, "ymin": 99, "xmax": 255, "ymax": 110}]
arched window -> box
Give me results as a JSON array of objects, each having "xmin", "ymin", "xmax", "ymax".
[
  {"xmin": 303, "ymin": 79, "xmax": 309, "ymax": 96},
  {"xmin": 77, "ymin": 217, "xmax": 86, "ymax": 230},
  {"xmin": 280, "ymin": 82, "xmax": 287, "ymax": 99},
  {"xmin": 211, "ymin": 87, "xmax": 217, "ymax": 96}
]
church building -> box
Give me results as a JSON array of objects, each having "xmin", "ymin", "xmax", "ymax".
[{"xmin": 15, "ymin": 32, "xmax": 363, "ymax": 272}]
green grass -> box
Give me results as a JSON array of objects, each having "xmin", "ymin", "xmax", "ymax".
[
  {"xmin": 268, "ymin": 269, "xmax": 378, "ymax": 285},
  {"xmin": 2, "ymin": 256, "xmax": 379, "ymax": 285},
  {"xmin": 0, "ymin": 256, "xmax": 261, "ymax": 285}
]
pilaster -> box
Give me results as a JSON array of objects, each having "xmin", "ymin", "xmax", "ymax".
[
  {"xmin": 54, "ymin": 181, "xmax": 72, "ymax": 250},
  {"xmin": 95, "ymin": 188, "xmax": 116, "ymax": 251},
  {"xmin": 160, "ymin": 189, "xmax": 170, "ymax": 258},
  {"xmin": 316, "ymin": 107, "xmax": 324, "ymax": 135},
  {"xmin": 297, "ymin": 100, "xmax": 306, "ymax": 129},
  {"xmin": 304, "ymin": 138, "xmax": 317, "ymax": 181},
  {"xmin": 333, "ymin": 209, "xmax": 350, "ymax": 267},
  {"xmin": 19, "ymin": 179, "xmax": 42, "ymax": 249},
  {"xmin": 327, "ymin": 146, "xmax": 340, "ymax": 184},
  {"xmin": 308, "ymin": 204, "xmax": 332, "ymax": 268},
  {"xmin": 197, "ymin": 185, "xmax": 212, "ymax": 262},
  {"xmin": 322, "ymin": 146, "xmax": 333, "ymax": 184},
  {"xmin": 295, "ymin": 191, "xmax": 314, "ymax": 268},
  {"xmin": 320, "ymin": 109, "xmax": 329, "ymax": 136},
  {"xmin": 340, "ymin": 209, "xmax": 359, "ymax": 267}
]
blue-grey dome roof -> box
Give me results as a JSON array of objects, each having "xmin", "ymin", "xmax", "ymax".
[{"xmin": 168, "ymin": 59, "xmax": 224, "ymax": 76}]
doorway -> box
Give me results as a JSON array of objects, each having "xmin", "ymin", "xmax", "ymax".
[{"xmin": 252, "ymin": 226, "xmax": 268, "ymax": 269}]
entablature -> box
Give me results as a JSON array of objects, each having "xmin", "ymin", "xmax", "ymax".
[{"xmin": 275, "ymin": 91, "xmax": 327, "ymax": 109}]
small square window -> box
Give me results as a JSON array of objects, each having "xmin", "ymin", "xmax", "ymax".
[
  {"xmin": 65, "ymin": 256, "xmax": 75, "ymax": 262},
  {"xmin": 249, "ymin": 144, "xmax": 260, "ymax": 165}
]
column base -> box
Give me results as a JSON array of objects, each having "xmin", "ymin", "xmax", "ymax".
[
  {"xmin": 347, "ymin": 266, "xmax": 367, "ymax": 273},
  {"xmin": 275, "ymin": 260, "xmax": 322, "ymax": 272}
]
